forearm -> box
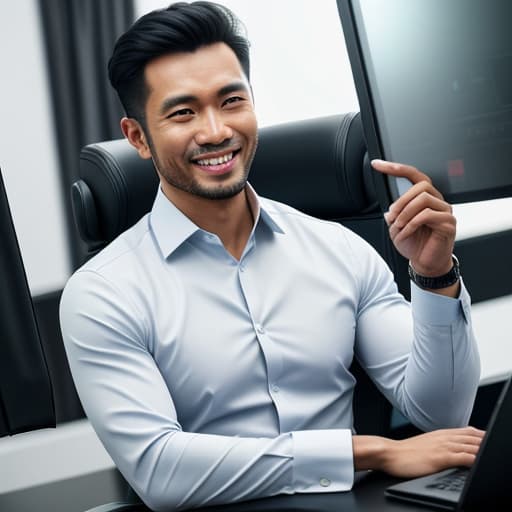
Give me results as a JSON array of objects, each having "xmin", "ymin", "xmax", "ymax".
[
  {"xmin": 356, "ymin": 278, "xmax": 480, "ymax": 432},
  {"xmin": 126, "ymin": 430, "xmax": 293, "ymax": 511},
  {"xmin": 110, "ymin": 428, "xmax": 355, "ymax": 511},
  {"xmin": 400, "ymin": 281, "xmax": 480, "ymax": 430}
]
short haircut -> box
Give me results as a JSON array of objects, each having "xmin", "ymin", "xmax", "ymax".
[{"xmin": 108, "ymin": 1, "xmax": 250, "ymax": 128}]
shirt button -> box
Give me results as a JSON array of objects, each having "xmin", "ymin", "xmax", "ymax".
[
  {"xmin": 256, "ymin": 324, "xmax": 265, "ymax": 334},
  {"xmin": 271, "ymin": 384, "xmax": 280, "ymax": 393},
  {"xmin": 319, "ymin": 478, "xmax": 331, "ymax": 487},
  {"xmin": 239, "ymin": 264, "xmax": 245, "ymax": 272}
]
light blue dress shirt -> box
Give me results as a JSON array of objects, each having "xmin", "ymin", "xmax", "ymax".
[{"xmin": 60, "ymin": 185, "xmax": 480, "ymax": 511}]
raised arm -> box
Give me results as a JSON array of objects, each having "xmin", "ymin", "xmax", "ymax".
[{"xmin": 351, "ymin": 159, "xmax": 483, "ymax": 476}]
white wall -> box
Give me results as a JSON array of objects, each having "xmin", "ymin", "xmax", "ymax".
[
  {"xmin": 137, "ymin": 0, "xmax": 360, "ymax": 126},
  {"xmin": 0, "ymin": 0, "xmax": 71, "ymax": 295}
]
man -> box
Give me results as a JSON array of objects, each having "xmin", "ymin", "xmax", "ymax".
[{"xmin": 60, "ymin": 2, "xmax": 482, "ymax": 511}]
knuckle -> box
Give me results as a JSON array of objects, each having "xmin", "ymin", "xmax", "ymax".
[
  {"xmin": 419, "ymin": 190, "xmax": 430, "ymax": 202},
  {"xmin": 445, "ymin": 223, "xmax": 456, "ymax": 237}
]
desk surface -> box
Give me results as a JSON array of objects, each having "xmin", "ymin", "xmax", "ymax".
[
  {"xmin": 0, "ymin": 467, "xmax": 441, "ymax": 512},
  {"xmin": 198, "ymin": 472, "xmax": 436, "ymax": 512}
]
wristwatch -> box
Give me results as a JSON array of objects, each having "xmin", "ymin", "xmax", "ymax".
[{"xmin": 408, "ymin": 255, "xmax": 460, "ymax": 289}]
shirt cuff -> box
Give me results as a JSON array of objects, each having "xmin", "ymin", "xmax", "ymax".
[
  {"xmin": 291, "ymin": 429, "xmax": 354, "ymax": 492},
  {"xmin": 410, "ymin": 278, "xmax": 471, "ymax": 325}
]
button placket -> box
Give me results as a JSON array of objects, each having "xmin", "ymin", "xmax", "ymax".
[{"xmin": 236, "ymin": 255, "xmax": 286, "ymax": 426}]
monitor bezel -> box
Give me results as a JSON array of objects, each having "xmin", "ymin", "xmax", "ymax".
[
  {"xmin": 337, "ymin": 0, "xmax": 512, "ymax": 208},
  {"xmin": 0, "ymin": 168, "xmax": 55, "ymax": 436}
]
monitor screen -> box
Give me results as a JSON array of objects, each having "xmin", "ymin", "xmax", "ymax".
[
  {"xmin": 338, "ymin": 0, "xmax": 512, "ymax": 204},
  {"xmin": 0, "ymin": 169, "xmax": 55, "ymax": 436}
]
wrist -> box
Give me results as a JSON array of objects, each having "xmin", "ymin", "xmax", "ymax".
[
  {"xmin": 408, "ymin": 255, "xmax": 460, "ymax": 291},
  {"xmin": 352, "ymin": 435, "xmax": 395, "ymax": 471},
  {"xmin": 410, "ymin": 257, "xmax": 453, "ymax": 277}
]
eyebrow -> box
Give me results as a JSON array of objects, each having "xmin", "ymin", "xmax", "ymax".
[
  {"xmin": 158, "ymin": 94, "xmax": 196, "ymax": 116},
  {"xmin": 217, "ymin": 81, "xmax": 250, "ymax": 97},
  {"xmin": 158, "ymin": 81, "xmax": 250, "ymax": 117}
]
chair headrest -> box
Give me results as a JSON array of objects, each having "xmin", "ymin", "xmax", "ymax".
[
  {"xmin": 74, "ymin": 112, "xmax": 376, "ymax": 253},
  {"xmin": 250, "ymin": 112, "xmax": 374, "ymax": 218},
  {"xmin": 75, "ymin": 140, "xmax": 158, "ymax": 249}
]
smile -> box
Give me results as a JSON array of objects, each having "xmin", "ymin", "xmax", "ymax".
[
  {"xmin": 192, "ymin": 149, "xmax": 240, "ymax": 176},
  {"xmin": 196, "ymin": 152, "xmax": 234, "ymax": 166}
]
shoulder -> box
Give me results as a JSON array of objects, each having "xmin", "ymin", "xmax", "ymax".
[
  {"xmin": 259, "ymin": 196, "xmax": 394, "ymax": 290},
  {"xmin": 259, "ymin": 195, "xmax": 372, "ymax": 250},
  {"xmin": 60, "ymin": 215, "xmax": 157, "ymax": 345},
  {"xmin": 61, "ymin": 214, "xmax": 156, "ymax": 313},
  {"xmin": 80, "ymin": 214, "xmax": 153, "ymax": 274}
]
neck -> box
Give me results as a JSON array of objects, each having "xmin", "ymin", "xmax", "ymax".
[{"xmin": 162, "ymin": 183, "xmax": 254, "ymax": 260}]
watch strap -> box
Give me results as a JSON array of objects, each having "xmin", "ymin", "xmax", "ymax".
[{"xmin": 408, "ymin": 255, "xmax": 460, "ymax": 290}]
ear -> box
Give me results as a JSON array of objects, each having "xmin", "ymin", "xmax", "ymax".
[{"xmin": 120, "ymin": 117, "xmax": 152, "ymax": 160}]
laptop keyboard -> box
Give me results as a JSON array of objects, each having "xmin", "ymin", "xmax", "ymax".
[{"xmin": 426, "ymin": 468, "xmax": 468, "ymax": 492}]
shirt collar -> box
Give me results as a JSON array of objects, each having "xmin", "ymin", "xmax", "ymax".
[
  {"xmin": 246, "ymin": 182, "xmax": 285, "ymax": 236},
  {"xmin": 149, "ymin": 184, "xmax": 285, "ymax": 259}
]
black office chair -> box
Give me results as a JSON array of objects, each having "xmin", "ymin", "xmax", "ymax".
[{"xmin": 73, "ymin": 112, "xmax": 408, "ymax": 510}]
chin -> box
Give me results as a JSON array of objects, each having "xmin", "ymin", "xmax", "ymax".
[{"xmin": 198, "ymin": 181, "xmax": 247, "ymax": 200}]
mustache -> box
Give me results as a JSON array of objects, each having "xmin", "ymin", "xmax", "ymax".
[{"xmin": 188, "ymin": 138, "xmax": 240, "ymax": 159}]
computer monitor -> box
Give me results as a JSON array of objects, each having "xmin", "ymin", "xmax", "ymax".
[
  {"xmin": 0, "ymin": 168, "xmax": 55, "ymax": 436},
  {"xmin": 338, "ymin": 0, "xmax": 512, "ymax": 206}
]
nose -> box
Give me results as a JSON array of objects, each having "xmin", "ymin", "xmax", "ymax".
[{"xmin": 194, "ymin": 109, "xmax": 233, "ymax": 146}]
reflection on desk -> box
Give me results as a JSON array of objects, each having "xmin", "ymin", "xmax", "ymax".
[{"xmin": 195, "ymin": 471, "xmax": 435, "ymax": 511}]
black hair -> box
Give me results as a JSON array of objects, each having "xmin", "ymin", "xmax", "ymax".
[{"xmin": 108, "ymin": 1, "xmax": 250, "ymax": 128}]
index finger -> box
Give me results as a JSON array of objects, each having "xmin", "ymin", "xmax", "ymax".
[{"xmin": 371, "ymin": 159, "xmax": 432, "ymax": 185}]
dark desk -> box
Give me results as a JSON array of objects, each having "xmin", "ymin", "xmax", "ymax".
[
  {"xmin": 197, "ymin": 472, "xmax": 434, "ymax": 512},
  {"xmin": 0, "ymin": 468, "xmax": 437, "ymax": 512}
]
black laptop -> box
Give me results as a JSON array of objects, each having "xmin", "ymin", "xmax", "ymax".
[{"xmin": 385, "ymin": 376, "xmax": 512, "ymax": 510}]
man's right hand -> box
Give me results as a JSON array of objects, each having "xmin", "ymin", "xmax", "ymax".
[{"xmin": 353, "ymin": 426, "xmax": 485, "ymax": 479}]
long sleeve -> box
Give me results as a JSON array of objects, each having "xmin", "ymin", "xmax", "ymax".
[
  {"xmin": 351, "ymin": 232, "xmax": 480, "ymax": 431},
  {"xmin": 60, "ymin": 270, "xmax": 354, "ymax": 511}
]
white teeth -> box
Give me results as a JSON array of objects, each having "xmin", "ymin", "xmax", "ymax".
[{"xmin": 197, "ymin": 152, "xmax": 233, "ymax": 166}]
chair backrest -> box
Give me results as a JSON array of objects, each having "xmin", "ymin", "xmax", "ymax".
[{"xmin": 74, "ymin": 112, "xmax": 406, "ymax": 436}]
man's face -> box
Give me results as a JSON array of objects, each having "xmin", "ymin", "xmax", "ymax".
[{"xmin": 141, "ymin": 42, "xmax": 258, "ymax": 202}]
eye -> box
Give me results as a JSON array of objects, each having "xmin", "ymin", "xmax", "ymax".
[
  {"xmin": 222, "ymin": 96, "xmax": 245, "ymax": 107},
  {"xmin": 167, "ymin": 108, "xmax": 194, "ymax": 119}
]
